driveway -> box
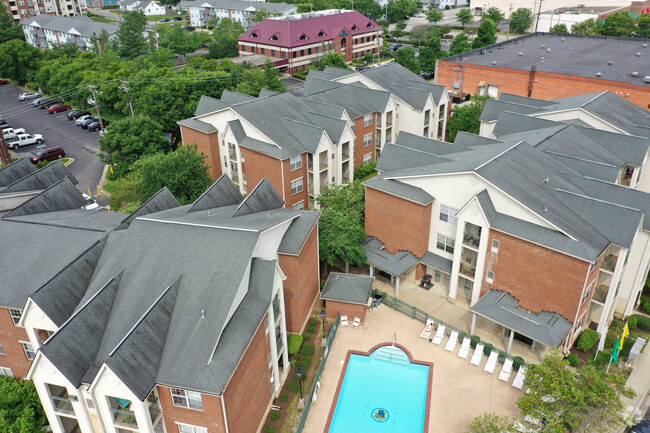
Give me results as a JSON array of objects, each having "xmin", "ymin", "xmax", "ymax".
[{"xmin": 0, "ymin": 84, "xmax": 109, "ymax": 206}]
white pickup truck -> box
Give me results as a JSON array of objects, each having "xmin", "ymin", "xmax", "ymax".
[
  {"xmin": 2, "ymin": 127, "xmax": 26, "ymax": 140},
  {"xmin": 6, "ymin": 133, "xmax": 43, "ymax": 149}
]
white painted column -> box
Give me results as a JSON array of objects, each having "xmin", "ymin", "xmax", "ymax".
[
  {"xmin": 395, "ymin": 277, "xmax": 401, "ymax": 299},
  {"xmin": 470, "ymin": 313, "xmax": 477, "ymax": 335},
  {"xmin": 33, "ymin": 381, "xmax": 65, "ymax": 433},
  {"xmin": 369, "ymin": 266, "xmax": 374, "ymax": 277},
  {"xmin": 131, "ymin": 399, "xmax": 154, "ymax": 433},
  {"xmin": 507, "ymin": 329, "xmax": 514, "ymax": 354},
  {"xmin": 26, "ymin": 326, "xmax": 42, "ymax": 349}
]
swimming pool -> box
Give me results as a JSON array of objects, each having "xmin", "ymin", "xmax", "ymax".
[{"xmin": 326, "ymin": 344, "xmax": 432, "ymax": 433}]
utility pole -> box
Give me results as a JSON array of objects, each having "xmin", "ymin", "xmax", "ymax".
[
  {"xmin": 87, "ymin": 84, "xmax": 105, "ymax": 133},
  {"xmin": 534, "ymin": 0, "xmax": 543, "ymax": 32},
  {"xmin": 0, "ymin": 129, "xmax": 11, "ymax": 165},
  {"xmin": 506, "ymin": 3, "xmax": 513, "ymax": 39},
  {"xmin": 120, "ymin": 80, "xmax": 134, "ymax": 117}
]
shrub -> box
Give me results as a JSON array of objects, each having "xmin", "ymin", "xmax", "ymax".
[
  {"xmin": 266, "ymin": 427, "xmax": 275, "ymax": 433},
  {"xmin": 640, "ymin": 296, "xmax": 650, "ymax": 315},
  {"xmin": 567, "ymin": 353, "xmax": 580, "ymax": 367},
  {"xmin": 353, "ymin": 161, "xmax": 377, "ymax": 180},
  {"xmin": 576, "ymin": 329, "xmax": 599, "ymax": 351},
  {"xmin": 605, "ymin": 320, "xmax": 625, "ymax": 348},
  {"xmin": 288, "ymin": 377, "xmax": 300, "ymax": 393},
  {"xmin": 513, "ymin": 356, "xmax": 525, "ymax": 371},
  {"xmin": 280, "ymin": 393, "xmax": 288, "ymax": 403},
  {"xmin": 303, "ymin": 333, "xmax": 311, "ymax": 341},
  {"xmin": 270, "ymin": 411, "xmax": 280, "ymax": 421},
  {"xmin": 299, "ymin": 356, "xmax": 312, "ymax": 370},
  {"xmin": 310, "ymin": 318, "xmax": 318, "ymax": 327},
  {"xmin": 469, "ymin": 336, "xmax": 481, "ymax": 349},
  {"xmin": 301, "ymin": 344, "xmax": 315, "ymax": 357},
  {"xmin": 307, "ymin": 326, "xmax": 316, "ymax": 334},
  {"xmin": 590, "ymin": 350, "xmax": 611, "ymax": 366},
  {"xmin": 635, "ymin": 314, "xmax": 650, "ymax": 331},
  {"xmin": 627, "ymin": 315, "xmax": 638, "ymax": 331},
  {"xmin": 292, "ymin": 71, "xmax": 307, "ymax": 80},
  {"xmin": 287, "ymin": 334, "xmax": 303, "ymax": 355},
  {"xmin": 320, "ymin": 280, "xmax": 326, "ymax": 289},
  {"xmin": 483, "ymin": 343, "xmax": 494, "ymax": 356},
  {"xmin": 621, "ymin": 337, "xmax": 636, "ymax": 360}
]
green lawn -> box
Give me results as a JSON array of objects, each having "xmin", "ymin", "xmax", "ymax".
[{"xmin": 87, "ymin": 13, "xmax": 119, "ymax": 23}]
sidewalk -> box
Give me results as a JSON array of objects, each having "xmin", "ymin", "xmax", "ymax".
[{"xmin": 620, "ymin": 342, "xmax": 650, "ymax": 431}]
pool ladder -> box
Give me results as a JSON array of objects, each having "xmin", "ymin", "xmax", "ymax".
[{"xmin": 373, "ymin": 346, "xmax": 410, "ymax": 366}]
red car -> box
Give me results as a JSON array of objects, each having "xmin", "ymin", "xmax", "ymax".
[
  {"xmin": 48, "ymin": 104, "xmax": 71, "ymax": 114},
  {"xmin": 0, "ymin": 79, "xmax": 9, "ymax": 85},
  {"xmin": 30, "ymin": 146, "xmax": 65, "ymax": 164}
]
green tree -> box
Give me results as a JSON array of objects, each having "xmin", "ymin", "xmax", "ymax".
[
  {"xmin": 571, "ymin": 18, "xmax": 599, "ymax": 34},
  {"xmin": 211, "ymin": 17, "xmax": 245, "ymax": 38},
  {"xmin": 410, "ymin": 25, "xmax": 430, "ymax": 44},
  {"xmin": 350, "ymin": 0, "xmax": 383, "ymax": 20},
  {"xmin": 318, "ymin": 52, "xmax": 350, "ymax": 69},
  {"xmin": 472, "ymin": 18, "xmax": 497, "ymax": 49},
  {"xmin": 90, "ymin": 28, "xmax": 114, "ymax": 54},
  {"xmin": 316, "ymin": 180, "xmax": 367, "ymax": 268},
  {"xmin": 99, "ymin": 116, "xmax": 170, "ymax": 177},
  {"xmin": 449, "ymin": 33, "xmax": 471, "ymax": 55},
  {"xmin": 131, "ymin": 144, "xmax": 213, "ymax": 205},
  {"xmin": 549, "ymin": 23, "xmax": 568, "ymax": 33},
  {"xmin": 387, "ymin": 0, "xmax": 418, "ymax": 22},
  {"xmin": 43, "ymin": 42, "xmax": 80, "ymax": 60},
  {"xmin": 636, "ymin": 13, "xmax": 650, "ymax": 38},
  {"xmin": 419, "ymin": 34, "xmax": 446, "ymax": 73},
  {"xmin": 517, "ymin": 350, "xmax": 635, "ymax": 433},
  {"xmin": 599, "ymin": 11, "xmax": 636, "ymax": 37},
  {"xmin": 0, "ymin": 2, "xmax": 24, "ymax": 43},
  {"xmin": 509, "ymin": 8, "xmax": 532, "ymax": 33},
  {"xmin": 394, "ymin": 46, "xmax": 420, "ymax": 74},
  {"xmin": 117, "ymin": 11, "xmax": 149, "ymax": 59},
  {"xmin": 207, "ymin": 17, "xmax": 245, "ymax": 59},
  {"xmin": 465, "ymin": 412, "xmax": 514, "ymax": 433},
  {"xmin": 235, "ymin": 59, "xmax": 286, "ymax": 96},
  {"xmin": 253, "ymin": 8, "xmax": 270, "ymax": 24},
  {"xmin": 484, "ymin": 7, "xmax": 504, "ymax": 23},
  {"xmin": 456, "ymin": 8, "xmax": 474, "ymax": 28},
  {"xmin": 447, "ymin": 94, "xmax": 489, "ymax": 141},
  {"xmin": 426, "ymin": 8, "xmax": 443, "ymax": 24},
  {"xmin": 0, "ymin": 40, "xmax": 42, "ymax": 84},
  {"xmin": 0, "ymin": 376, "xmax": 47, "ymax": 433},
  {"xmin": 108, "ymin": 173, "xmax": 141, "ymax": 212}
]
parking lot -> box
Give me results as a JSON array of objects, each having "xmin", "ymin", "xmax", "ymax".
[{"xmin": 0, "ymin": 83, "xmax": 108, "ymax": 206}]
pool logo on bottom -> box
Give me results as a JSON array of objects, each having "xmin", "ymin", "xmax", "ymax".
[{"xmin": 371, "ymin": 408, "xmax": 389, "ymax": 422}]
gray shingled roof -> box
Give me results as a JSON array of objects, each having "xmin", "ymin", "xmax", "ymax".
[
  {"xmin": 420, "ymin": 251, "xmax": 453, "ymax": 274},
  {"xmin": 188, "ymin": 175, "xmax": 243, "ymax": 212},
  {"xmin": 22, "ymin": 15, "xmax": 119, "ymax": 38},
  {"xmin": 376, "ymin": 143, "xmax": 449, "ymax": 172},
  {"xmin": 117, "ymin": 187, "xmax": 180, "ymax": 230},
  {"xmin": 364, "ymin": 175, "xmax": 433, "ymax": 205},
  {"xmin": 178, "ymin": 118, "xmax": 218, "ymax": 134},
  {"xmin": 471, "ymin": 290, "xmax": 573, "ymax": 346},
  {"xmin": 320, "ymin": 272, "xmax": 374, "ymax": 305},
  {"xmin": 183, "ymin": 0, "xmax": 296, "ymax": 13},
  {"xmin": 0, "ymin": 158, "xmax": 36, "ymax": 188},
  {"xmin": 362, "ymin": 237, "xmax": 419, "ymax": 277},
  {"xmin": 194, "ymin": 95, "xmax": 231, "ymax": 116},
  {"xmin": 232, "ymin": 177, "xmax": 284, "ymax": 217},
  {"xmin": 3, "ymin": 179, "xmax": 87, "ymax": 218},
  {"xmin": 278, "ymin": 211, "xmax": 319, "ymax": 255},
  {"xmin": 304, "ymin": 82, "xmax": 391, "ymax": 119},
  {"xmin": 1, "ymin": 161, "xmax": 77, "ymax": 194}
]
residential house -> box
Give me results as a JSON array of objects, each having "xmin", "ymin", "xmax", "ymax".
[
  {"xmin": 362, "ymin": 91, "xmax": 650, "ymax": 353},
  {"xmin": 184, "ymin": 0, "xmax": 297, "ymax": 30},
  {"xmin": 118, "ymin": 0, "xmax": 166, "ymax": 15}
]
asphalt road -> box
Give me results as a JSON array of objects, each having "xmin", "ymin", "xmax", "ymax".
[{"xmin": 0, "ymin": 83, "xmax": 109, "ymax": 206}]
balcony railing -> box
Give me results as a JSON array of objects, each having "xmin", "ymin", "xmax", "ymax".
[
  {"xmin": 273, "ymin": 302, "xmax": 281, "ymax": 323},
  {"xmin": 459, "ymin": 263, "xmax": 476, "ymax": 279},
  {"xmin": 342, "ymin": 151, "xmax": 350, "ymax": 161},
  {"xmin": 276, "ymin": 336, "xmax": 284, "ymax": 355},
  {"xmin": 462, "ymin": 233, "xmax": 480, "ymax": 248},
  {"xmin": 592, "ymin": 284, "xmax": 609, "ymax": 304},
  {"xmin": 386, "ymin": 114, "xmax": 393, "ymax": 127},
  {"xmin": 319, "ymin": 161, "xmax": 327, "ymax": 172},
  {"xmin": 148, "ymin": 397, "xmax": 162, "ymax": 425},
  {"xmin": 51, "ymin": 396, "xmax": 74, "ymax": 415},
  {"xmin": 601, "ymin": 254, "xmax": 618, "ymax": 273},
  {"xmin": 110, "ymin": 408, "xmax": 138, "ymax": 427}
]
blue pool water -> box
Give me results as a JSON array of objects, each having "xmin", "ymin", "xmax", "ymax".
[{"xmin": 328, "ymin": 346, "xmax": 430, "ymax": 433}]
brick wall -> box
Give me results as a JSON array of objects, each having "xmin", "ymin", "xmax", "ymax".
[
  {"xmin": 325, "ymin": 300, "xmax": 366, "ymax": 323},
  {"xmin": 223, "ymin": 313, "xmax": 273, "ymax": 433},
  {"xmin": 281, "ymin": 155, "xmax": 309, "ymax": 209},
  {"xmin": 437, "ymin": 61, "xmax": 650, "ymax": 110},
  {"xmin": 353, "ymin": 113, "xmax": 376, "ymax": 168},
  {"xmin": 279, "ymin": 223, "xmax": 320, "ymax": 333},
  {"xmin": 365, "ymin": 187, "xmax": 432, "ymax": 257},
  {"xmin": 158, "ymin": 386, "xmax": 227, "ymax": 433},
  {"xmin": 0, "ymin": 308, "xmax": 32, "ymax": 379},
  {"xmin": 481, "ymin": 230, "xmax": 594, "ymax": 321},
  {"xmin": 241, "ymin": 147, "xmax": 283, "ymax": 196},
  {"xmin": 180, "ymin": 125, "xmax": 222, "ymax": 180}
]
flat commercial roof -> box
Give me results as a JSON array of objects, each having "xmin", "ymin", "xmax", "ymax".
[{"xmin": 441, "ymin": 33, "xmax": 650, "ymax": 87}]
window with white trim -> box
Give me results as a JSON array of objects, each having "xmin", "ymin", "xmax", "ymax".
[
  {"xmin": 487, "ymin": 85, "xmax": 499, "ymax": 98},
  {"xmin": 486, "ymin": 270, "xmax": 494, "ymax": 283},
  {"xmin": 363, "ymin": 114, "xmax": 372, "ymax": 127},
  {"xmin": 21, "ymin": 342, "xmax": 35, "ymax": 360},
  {"xmin": 439, "ymin": 205, "xmax": 458, "ymax": 225},
  {"xmin": 240, "ymin": 151, "xmax": 245, "ymax": 162},
  {"xmin": 292, "ymin": 201, "xmax": 304, "ymax": 210},
  {"xmin": 491, "ymin": 239, "xmax": 499, "ymax": 253},
  {"xmin": 171, "ymin": 388, "xmax": 204, "ymax": 410},
  {"xmin": 363, "ymin": 153, "xmax": 372, "ymax": 165},
  {"xmin": 9, "ymin": 309, "xmax": 22, "ymax": 325},
  {"xmin": 582, "ymin": 283, "xmax": 592, "ymax": 305},
  {"xmin": 0, "ymin": 343, "xmax": 3, "ymax": 354},
  {"xmin": 363, "ymin": 133, "xmax": 372, "ymax": 147},
  {"xmin": 178, "ymin": 423, "xmax": 208, "ymax": 433},
  {"xmin": 290, "ymin": 155, "xmax": 302, "ymax": 170},
  {"xmin": 436, "ymin": 234, "xmax": 455, "ymax": 254},
  {"xmin": 291, "ymin": 178, "xmax": 303, "ymax": 195},
  {"xmin": 0, "ymin": 367, "xmax": 13, "ymax": 377}
]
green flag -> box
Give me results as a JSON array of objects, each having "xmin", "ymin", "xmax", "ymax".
[{"xmin": 612, "ymin": 337, "xmax": 621, "ymax": 363}]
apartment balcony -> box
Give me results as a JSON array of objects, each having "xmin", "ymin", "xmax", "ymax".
[
  {"xmin": 273, "ymin": 301, "xmax": 281, "ymax": 324},
  {"xmin": 307, "ymin": 158, "xmax": 313, "ymax": 172},
  {"xmin": 148, "ymin": 397, "xmax": 162, "ymax": 425},
  {"xmin": 601, "ymin": 254, "xmax": 618, "ymax": 273},
  {"xmin": 228, "ymin": 150, "xmax": 237, "ymax": 162},
  {"xmin": 51, "ymin": 396, "xmax": 75, "ymax": 415},
  {"xmin": 110, "ymin": 408, "xmax": 137, "ymax": 428},
  {"xmin": 462, "ymin": 233, "xmax": 480, "ymax": 248},
  {"xmin": 342, "ymin": 150, "xmax": 350, "ymax": 161},
  {"xmin": 386, "ymin": 115, "xmax": 393, "ymax": 127},
  {"xmin": 459, "ymin": 263, "xmax": 476, "ymax": 279},
  {"xmin": 592, "ymin": 284, "xmax": 609, "ymax": 304},
  {"xmin": 319, "ymin": 161, "xmax": 327, "ymax": 172}
]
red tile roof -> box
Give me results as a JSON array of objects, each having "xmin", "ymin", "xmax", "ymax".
[{"xmin": 238, "ymin": 10, "xmax": 381, "ymax": 49}]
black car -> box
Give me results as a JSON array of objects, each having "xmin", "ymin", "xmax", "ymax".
[
  {"xmin": 160, "ymin": 18, "xmax": 170, "ymax": 22},
  {"xmin": 182, "ymin": 26, "xmax": 195, "ymax": 31},
  {"xmin": 67, "ymin": 110, "xmax": 90, "ymax": 120},
  {"xmin": 0, "ymin": 118, "xmax": 7, "ymax": 125},
  {"xmin": 173, "ymin": 16, "xmax": 183, "ymax": 21},
  {"xmin": 630, "ymin": 420, "xmax": 650, "ymax": 433},
  {"xmin": 79, "ymin": 117, "xmax": 99, "ymax": 128},
  {"xmin": 88, "ymin": 120, "xmax": 109, "ymax": 132}
]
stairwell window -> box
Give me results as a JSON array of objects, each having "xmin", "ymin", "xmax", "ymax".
[
  {"xmin": 0, "ymin": 367, "xmax": 13, "ymax": 377},
  {"xmin": 171, "ymin": 388, "xmax": 204, "ymax": 410},
  {"xmin": 363, "ymin": 153, "xmax": 372, "ymax": 165},
  {"xmin": 491, "ymin": 239, "xmax": 499, "ymax": 253}
]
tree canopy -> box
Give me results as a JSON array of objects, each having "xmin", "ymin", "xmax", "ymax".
[
  {"xmin": 426, "ymin": 9, "xmax": 443, "ymax": 24},
  {"xmin": 0, "ymin": 2, "xmax": 25, "ymax": 44},
  {"xmin": 235, "ymin": 58, "xmax": 287, "ymax": 96},
  {"xmin": 549, "ymin": 23, "xmax": 568, "ymax": 33},
  {"xmin": 509, "ymin": 8, "xmax": 533, "ymax": 33},
  {"xmin": 447, "ymin": 94, "xmax": 489, "ymax": 142},
  {"xmin": 484, "ymin": 7, "xmax": 504, "ymax": 24},
  {"xmin": 456, "ymin": 8, "xmax": 474, "ymax": 28},
  {"xmin": 449, "ymin": 33, "xmax": 472, "ymax": 55},
  {"xmin": 117, "ymin": 11, "xmax": 149, "ymax": 59},
  {"xmin": 472, "ymin": 18, "xmax": 497, "ymax": 49},
  {"xmin": 0, "ymin": 40, "xmax": 42, "ymax": 84},
  {"xmin": 394, "ymin": 46, "xmax": 420, "ymax": 75},
  {"xmin": 570, "ymin": 12, "xmax": 649, "ymax": 38},
  {"xmin": 316, "ymin": 180, "xmax": 367, "ymax": 267},
  {"xmin": 0, "ymin": 376, "xmax": 47, "ymax": 433},
  {"xmin": 386, "ymin": 0, "xmax": 419, "ymax": 22},
  {"xmin": 465, "ymin": 412, "xmax": 514, "ymax": 433}
]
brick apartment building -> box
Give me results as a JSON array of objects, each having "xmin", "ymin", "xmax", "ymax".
[
  {"xmin": 436, "ymin": 33, "xmax": 650, "ymax": 110},
  {"xmin": 3, "ymin": 0, "xmax": 87, "ymax": 23},
  {"xmin": 363, "ymin": 91, "xmax": 650, "ymax": 352},
  {"xmin": 237, "ymin": 10, "xmax": 383, "ymax": 73},
  {"xmin": 0, "ymin": 157, "xmax": 322, "ymax": 433}
]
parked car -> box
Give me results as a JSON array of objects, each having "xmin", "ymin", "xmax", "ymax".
[
  {"xmin": 2, "ymin": 128, "xmax": 26, "ymax": 140},
  {"xmin": 33, "ymin": 97, "xmax": 49, "ymax": 107},
  {"xmin": 389, "ymin": 43, "xmax": 404, "ymax": 52},
  {"xmin": 82, "ymin": 193, "xmax": 101, "ymax": 210},
  {"xmin": 170, "ymin": 23, "xmax": 178, "ymax": 27},
  {"xmin": 79, "ymin": 117, "xmax": 99, "ymax": 128},
  {"xmin": 47, "ymin": 104, "xmax": 72, "ymax": 114},
  {"xmin": 182, "ymin": 25, "xmax": 195, "ymax": 31},
  {"xmin": 0, "ymin": 79, "xmax": 8, "ymax": 85},
  {"xmin": 0, "ymin": 118, "xmax": 7, "ymax": 125},
  {"xmin": 75, "ymin": 114, "xmax": 94, "ymax": 125},
  {"xmin": 1, "ymin": 123, "xmax": 11, "ymax": 130},
  {"xmin": 67, "ymin": 110, "xmax": 90, "ymax": 120},
  {"xmin": 40, "ymin": 98, "xmax": 63, "ymax": 109},
  {"xmin": 629, "ymin": 420, "xmax": 650, "ymax": 433},
  {"xmin": 87, "ymin": 120, "xmax": 109, "ymax": 132},
  {"xmin": 160, "ymin": 18, "xmax": 170, "ymax": 22},
  {"xmin": 173, "ymin": 16, "xmax": 183, "ymax": 20},
  {"xmin": 6, "ymin": 133, "xmax": 44, "ymax": 149},
  {"xmin": 18, "ymin": 92, "xmax": 41, "ymax": 101},
  {"xmin": 29, "ymin": 146, "xmax": 65, "ymax": 164}
]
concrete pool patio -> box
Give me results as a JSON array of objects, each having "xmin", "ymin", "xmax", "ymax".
[{"xmin": 301, "ymin": 306, "xmax": 525, "ymax": 433}]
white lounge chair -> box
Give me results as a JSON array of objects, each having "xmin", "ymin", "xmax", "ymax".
[
  {"xmin": 512, "ymin": 367, "xmax": 526, "ymax": 390},
  {"xmin": 457, "ymin": 338, "xmax": 471, "ymax": 359},
  {"xmin": 341, "ymin": 315, "xmax": 349, "ymax": 327},
  {"xmin": 483, "ymin": 351, "xmax": 498, "ymax": 373},
  {"xmin": 498, "ymin": 358, "xmax": 513, "ymax": 382},
  {"xmin": 470, "ymin": 343, "xmax": 484, "ymax": 366},
  {"xmin": 351, "ymin": 317, "xmax": 361, "ymax": 328},
  {"xmin": 432, "ymin": 324, "xmax": 446, "ymax": 345},
  {"xmin": 420, "ymin": 319, "xmax": 435, "ymax": 339},
  {"xmin": 444, "ymin": 330, "xmax": 459, "ymax": 352}
]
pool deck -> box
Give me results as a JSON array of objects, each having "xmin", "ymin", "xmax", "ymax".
[{"xmin": 302, "ymin": 305, "xmax": 524, "ymax": 433}]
